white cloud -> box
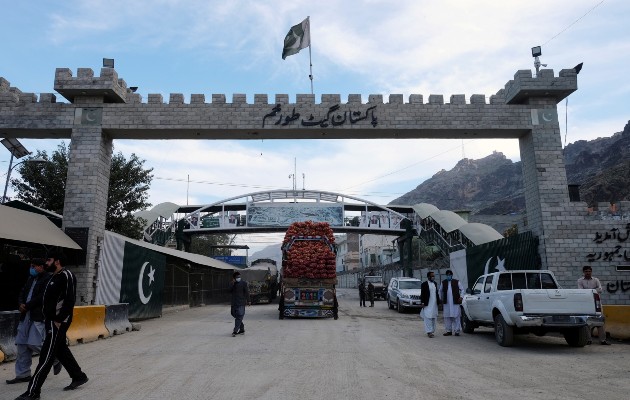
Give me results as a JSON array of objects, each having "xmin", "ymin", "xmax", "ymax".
[{"xmin": 3, "ymin": 0, "xmax": 629, "ymax": 213}]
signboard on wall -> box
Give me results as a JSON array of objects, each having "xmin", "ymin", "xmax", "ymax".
[
  {"xmin": 213, "ymin": 256, "xmax": 247, "ymax": 266},
  {"xmin": 359, "ymin": 211, "xmax": 403, "ymax": 230},
  {"xmin": 247, "ymin": 203, "xmax": 344, "ymax": 227}
]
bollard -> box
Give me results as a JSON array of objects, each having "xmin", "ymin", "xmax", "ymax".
[
  {"xmin": 0, "ymin": 311, "xmax": 20, "ymax": 361},
  {"xmin": 66, "ymin": 305, "xmax": 109, "ymax": 345},
  {"xmin": 603, "ymin": 305, "xmax": 630, "ymax": 340},
  {"xmin": 104, "ymin": 304, "xmax": 133, "ymax": 336}
]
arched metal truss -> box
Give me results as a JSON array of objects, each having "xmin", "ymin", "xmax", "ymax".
[{"xmin": 180, "ymin": 189, "xmax": 411, "ymax": 235}]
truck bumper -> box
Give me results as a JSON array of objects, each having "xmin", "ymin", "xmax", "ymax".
[
  {"xmin": 283, "ymin": 307, "xmax": 335, "ymax": 318},
  {"xmin": 516, "ymin": 315, "xmax": 605, "ymax": 328}
]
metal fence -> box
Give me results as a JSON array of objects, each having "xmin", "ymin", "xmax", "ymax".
[{"xmin": 163, "ymin": 264, "xmax": 232, "ymax": 307}]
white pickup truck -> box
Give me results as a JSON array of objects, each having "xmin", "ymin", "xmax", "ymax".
[{"xmin": 461, "ymin": 270, "xmax": 605, "ymax": 347}]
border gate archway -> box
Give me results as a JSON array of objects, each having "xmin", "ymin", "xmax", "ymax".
[{"xmin": 3, "ymin": 65, "xmax": 625, "ymax": 307}]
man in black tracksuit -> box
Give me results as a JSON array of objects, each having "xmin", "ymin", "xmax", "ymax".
[{"xmin": 17, "ymin": 251, "xmax": 88, "ymax": 400}]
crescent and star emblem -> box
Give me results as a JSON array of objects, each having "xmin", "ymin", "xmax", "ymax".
[
  {"xmin": 483, "ymin": 256, "xmax": 507, "ymax": 275},
  {"xmin": 85, "ymin": 110, "xmax": 96, "ymax": 122},
  {"xmin": 138, "ymin": 262, "xmax": 155, "ymax": 304},
  {"xmin": 541, "ymin": 111, "xmax": 554, "ymax": 122}
]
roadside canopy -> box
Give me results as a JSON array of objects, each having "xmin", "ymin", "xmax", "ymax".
[
  {"xmin": 412, "ymin": 203, "xmax": 440, "ymax": 219},
  {"xmin": 459, "ymin": 223, "xmax": 503, "ymax": 245},
  {"xmin": 0, "ymin": 205, "xmax": 81, "ymax": 249},
  {"xmin": 430, "ymin": 210, "xmax": 467, "ymax": 233}
]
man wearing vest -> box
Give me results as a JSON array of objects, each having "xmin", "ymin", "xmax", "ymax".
[
  {"xmin": 420, "ymin": 271, "xmax": 440, "ymax": 338},
  {"xmin": 440, "ymin": 270, "xmax": 464, "ymax": 336}
]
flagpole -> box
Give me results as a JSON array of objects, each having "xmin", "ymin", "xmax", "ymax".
[
  {"xmin": 309, "ymin": 45, "xmax": 314, "ymax": 95},
  {"xmin": 307, "ymin": 16, "xmax": 313, "ymax": 95}
]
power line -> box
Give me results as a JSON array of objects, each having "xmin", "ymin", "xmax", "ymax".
[
  {"xmin": 341, "ymin": 140, "xmax": 472, "ymax": 191},
  {"xmin": 542, "ymin": 0, "xmax": 605, "ymax": 46}
]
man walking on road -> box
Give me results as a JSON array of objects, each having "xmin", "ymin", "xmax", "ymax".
[
  {"xmin": 578, "ymin": 266, "xmax": 610, "ymax": 345},
  {"xmin": 367, "ymin": 282, "xmax": 375, "ymax": 307},
  {"xmin": 6, "ymin": 258, "xmax": 61, "ymax": 385},
  {"xmin": 420, "ymin": 271, "xmax": 440, "ymax": 338},
  {"xmin": 358, "ymin": 279, "xmax": 366, "ymax": 307},
  {"xmin": 229, "ymin": 271, "xmax": 250, "ymax": 337},
  {"xmin": 17, "ymin": 251, "xmax": 88, "ymax": 400},
  {"xmin": 440, "ymin": 270, "xmax": 464, "ymax": 336}
]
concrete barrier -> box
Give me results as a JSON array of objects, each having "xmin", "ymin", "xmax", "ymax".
[
  {"xmin": 0, "ymin": 311, "xmax": 20, "ymax": 361},
  {"xmin": 603, "ymin": 305, "xmax": 630, "ymax": 340},
  {"xmin": 104, "ymin": 304, "xmax": 132, "ymax": 336},
  {"xmin": 66, "ymin": 305, "xmax": 109, "ymax": 345}
]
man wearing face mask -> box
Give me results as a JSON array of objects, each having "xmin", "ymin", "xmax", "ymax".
[
  {"xmin": 16, "ymin": 251, "xmax": 88, "ymax": 400},
  {"xmin": 440, "ymin": 270, "xmax": 464, "ymax": 336},
  {"xmin": 6, "ymin": 259, "xmax": 61, "ymax": 385},
  {"xmin": 229, "ymin": 271, "xmax": 250, "ymax": 337},
  {"xmin": 419, "ymin": 271, "xmax": 440, "ymax": 338}
]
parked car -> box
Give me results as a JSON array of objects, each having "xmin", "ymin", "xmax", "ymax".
[{"xmin": 387, "ymin": 277, "xmax": 422, "ymax": 313}]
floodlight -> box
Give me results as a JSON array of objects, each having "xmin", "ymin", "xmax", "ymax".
[
  {"xmin": 2, "ymin": 157, "xmax": 47, "ymax": 203},
  {"xmin": 531, "ymin": 46, "xmax": 542, "ymax": 57},
  {"xmin": 102, "ymin": 58, "xmax": 115, "ymax": 68},
  {"xmin": 129, "ymin": 86, "xmax": 138, "ymax": 92},
  {"xmin": 1, "ymin": 138, "xmax": 30, "ymax": 159}
]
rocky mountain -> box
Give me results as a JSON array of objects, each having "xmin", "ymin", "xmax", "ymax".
[
  {"xmin": 390, "ymin": 120, "xmax": 630, "ymax": 214},
  {"xmin": 249, "ymin": 244, "xmax": 282, "ymax": 267}
]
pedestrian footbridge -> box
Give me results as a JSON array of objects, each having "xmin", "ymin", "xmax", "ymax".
[{"xmin": 136, "ymin": 190, "xmax": 504, "ymax": 255}]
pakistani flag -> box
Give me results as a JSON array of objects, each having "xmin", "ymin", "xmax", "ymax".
[
  {"xmin": 95, "ymin": 232, "xmax": 166, "ymax": 319},
  {"xmin": 450, "ymin": 231, "xmax": 539, "ymax": 290},
  {"xmin": 282, "ymin": 17, "xmax": 310, "ymax": 59},
  {"xmin": 120, "ymin": 241, "xmax": 166, "ymax": 319}
]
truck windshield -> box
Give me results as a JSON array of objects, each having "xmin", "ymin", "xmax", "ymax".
[
  {"xmin": 364, "ymin": 277, "xmax": 382, "ymax": 284},
  {"xmin": 399, "ymin": 281, "xmax": 421, "ymax": 289}
]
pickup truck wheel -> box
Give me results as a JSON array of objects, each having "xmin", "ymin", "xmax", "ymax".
[
  {"xmin": 564, "ymin": 326, "xmax": 588, "ymax": 347},
  {"xmin": 387, "ymin": 295, "xmax": 394, "ymax": 310},
  {"xmin": 462, "ymin": 310, "xmax": 475, "ymax": 334},
  {"xmin": 397, "ymin": 299, "xmax": 404, "ymax": 313},
  {"xmin": 494, "ymin": 314, "xmax": 514, "ymax": 347}
]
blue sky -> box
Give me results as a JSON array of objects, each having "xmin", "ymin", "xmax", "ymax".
[{"xmin": 2, "ymin": 0, "xmax": 629, "ymax": 252}]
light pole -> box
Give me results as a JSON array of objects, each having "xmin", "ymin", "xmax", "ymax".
[{"xmin": 2, "ymin": 157, "xmax": 47, "ymax": 203}]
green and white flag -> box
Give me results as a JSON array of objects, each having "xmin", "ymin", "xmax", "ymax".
[
  {"xmin": 282, "ymin": 17, "xmax": 310, "ymax": 60},
  {"xmin": 450, "ymin": 231, "xmax": 539, "ymax": 290},
  {"xmin": 94, "ymin": 231, "xmax": 166, "ymax": 319}
]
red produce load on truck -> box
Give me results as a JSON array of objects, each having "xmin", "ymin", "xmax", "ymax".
[{"xmin": 279, "ymin": 221, "xmax": 338, "ymax": 319}]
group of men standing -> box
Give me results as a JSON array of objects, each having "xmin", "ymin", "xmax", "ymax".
[
  {"xmin": 358, "ymin": 279, "xmax": 375, "ymax": 307},
  {"xmin": 420, "ymin": 270, "xmax": 464, "ymax": 338}
]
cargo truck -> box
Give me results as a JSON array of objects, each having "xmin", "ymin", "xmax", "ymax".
[
  {"xmin": 241, "ymin": 258, "xmax": 279, "ymax": 304},
  {"xmin": 278, "ymin": 221, "xmax": 339, "ymax": 319}
]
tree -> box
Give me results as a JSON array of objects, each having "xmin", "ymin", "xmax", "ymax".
[
  {"xmin": 11, "ymin": 143, "xmax": 153, "ymax": 239},
  {"xmin": 190, "ymin": 234, "xmax": 237, "ymax": 257}
]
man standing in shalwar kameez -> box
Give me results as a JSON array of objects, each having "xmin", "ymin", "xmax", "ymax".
[
  {"xmin": 419, "ymin": 271, "xmax": 440, "ymax": 338},
  {"xmin": 440, "ymin": 270, "xmax": 464, "ymax": 336}
]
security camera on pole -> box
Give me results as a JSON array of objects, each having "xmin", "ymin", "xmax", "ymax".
[{"xmin": 531, "ymin": 46, "xmax": 547, "ymax": 77}]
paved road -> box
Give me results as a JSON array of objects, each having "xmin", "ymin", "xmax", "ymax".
[{"xmin": 2, "ymin": 288, "xmax": 628, "ymax": 400}]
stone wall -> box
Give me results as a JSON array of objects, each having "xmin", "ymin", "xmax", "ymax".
[{"xmin": 7, "ymin": 66, "xmax": 627, "ymax": 306}]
